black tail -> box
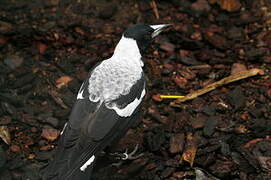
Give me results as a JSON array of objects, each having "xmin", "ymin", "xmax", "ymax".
[
  {"xmin": 41, "ymin": 157, "xmax": 95, "ymax": 180},
  {"xmin": 40, "ymin": 125, "xmax": 96, "ymax": 180}
]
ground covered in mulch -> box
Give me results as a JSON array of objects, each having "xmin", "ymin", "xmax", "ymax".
[{"xmin": 0, "ymin": 0, "xmax": 271, "ymax": 179}]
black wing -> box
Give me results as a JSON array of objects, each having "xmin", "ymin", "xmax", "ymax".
[{"xmin": 42, "ymin": 72, "xmax": 145, "ymax": 180}]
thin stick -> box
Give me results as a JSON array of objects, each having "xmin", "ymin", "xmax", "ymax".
[
  {"xmin": 169, "ymin": 68, "xmax": 264, "ymax": 106},
  {"xmin": 160, "ymin": 95, "xmax": 185, "ymax": 99},
  {"xmin": 49, "ymin": 89, "xmax": 69, "ymax": 109},
  {"xmin": 150, "ymin": 0, "xmax": 160, "ymax": 19}
]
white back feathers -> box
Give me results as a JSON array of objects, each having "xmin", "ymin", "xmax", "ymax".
[{"xmin": 84, "ymin": 36, "xmax": 144, "ymax": 116}]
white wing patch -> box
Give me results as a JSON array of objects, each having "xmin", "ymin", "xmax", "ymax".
[
  {"xmin": 80, "ymin": 155, "xmax": 95, "ymax": 172},
  {"xmin": 60, "ymin": 123, "xmax": 67, "ymax": 135},
  {"xmin": 77, "ymin": 82, "xmax": 85, "ymax": 100},
  {"xmin": 111, "ymin": 89, "xmax": 145, "ymax": 117}
]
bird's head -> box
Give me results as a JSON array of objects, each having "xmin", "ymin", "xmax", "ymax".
[{"xmin": 123, "ymin": 24, "xmax": 171, "ymax": 54}]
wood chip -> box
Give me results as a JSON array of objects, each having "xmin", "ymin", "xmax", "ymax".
[
  {"xmin": 173, "ymin": 76, "xmax": 188, "ymax": 89},
  {"xmin": 152, "ymin": 94, "xmax": 163, "ymax": 102},
  {"xmin": 231, "ymin": 63, "xmax": 247, "ymax": 75},
  {"xmin": 41, "ymin": 128, "xmax": 60, "ymax": 141},
  {"xmin": 219, "ymin": 0, "xmax": 241, "ymax": 12},
  {"xmin": 169, "ymin": 133, "xmax": 185, "ymax": 154},
  {"xmin": 37, "ymin": 42, "xmax": 47, "ymax": 54},
  {"xmin": 210, "ymin": 0, "xmax": 241, "ymax": 12},
  {"xmin": 10, "ymin": 144, "xmax": 20, "ymax": 152}
]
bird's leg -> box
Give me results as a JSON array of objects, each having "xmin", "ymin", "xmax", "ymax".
[
  {"xmin": 122, "ymin": 144, "xmax": 144, "ymax": 160},
  {"xmin": 109, "ymin": 144, "xmax": 144, "ymax": 168},
  {"xmin": 109, "ymin": 144, "xmax": 144, "ymax": 161}
]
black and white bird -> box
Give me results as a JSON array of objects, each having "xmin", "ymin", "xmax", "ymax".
[{"xmin": 42, "ymin": 24, "xmax": 170, "ymax": 180}]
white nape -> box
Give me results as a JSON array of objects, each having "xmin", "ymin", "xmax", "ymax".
[
  {"xmin": 111, "ymin": 88, "xmax": 145, "ymax": 117},
  {"xmin": 113, "ymin": 36, "xmax": 143, "ymax": 67},
  {"xmin": 80, "ymin": 155, "xmax": 95, "ymax": 172}
]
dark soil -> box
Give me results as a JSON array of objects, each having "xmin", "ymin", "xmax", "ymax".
[{"xmin": 0, "ymin": 0, "xmax": 271, "ymax": 179}]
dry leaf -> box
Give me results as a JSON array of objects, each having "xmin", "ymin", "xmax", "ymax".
[
  {"xmin": 56, "ymin": 76, "xmax": 73, "ymax": 88},
  {"xmin": 0, "ymin": 126, "xmax": 11, "ymax": 145},
  {"xmin": 181, "ymin": 134, "xmax": 198, "ymax": 167}
]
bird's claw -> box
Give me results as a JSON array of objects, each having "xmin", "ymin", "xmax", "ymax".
[
  {"xmin": 121, "ymin": 144, "xmax": 143, "ymax": 160},
  {"xmin": 109, "ymin": 144, "xmax": 143, "ymax": 161}
]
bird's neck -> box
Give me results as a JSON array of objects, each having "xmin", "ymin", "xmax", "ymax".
[{"xmin": 113, "ymin": 36, "xmax": 143, "ymax": 67}]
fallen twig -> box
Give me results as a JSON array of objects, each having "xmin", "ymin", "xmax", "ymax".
[
  {"xmin": 49, "ymin": 89, "xmax": 69, "ymax": 109},
  {"xmin": 150, "ymin": 0, "xmax": 160, "ymax": 19},
  {"xmin": 162, "ymin": 68, "xmax": 264, "ymax": 107},
  {"xmin": 160, "ymin": 95, "xmax": 185, "ymax": 99}
]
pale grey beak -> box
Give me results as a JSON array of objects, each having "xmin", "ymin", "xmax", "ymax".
[{"xmin": 150, "ymin": 24, "xmax": 171, "ymax": 38}]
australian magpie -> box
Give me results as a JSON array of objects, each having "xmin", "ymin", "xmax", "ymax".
[{"xmin": 42, "ymin": 24, "xmax": 170, "ymax": 180}]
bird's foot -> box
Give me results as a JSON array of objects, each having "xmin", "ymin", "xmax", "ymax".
[
  {"xmin": 121, "ymin": 144, "xmax": 144, "ymax": 160},
  {"xmin": 110, "ymin": 144, "xmax": 143, "ymax": 168},
  {"xmin": 109, "ymin": 144, "xmax": 144, "ymax": 161}
]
